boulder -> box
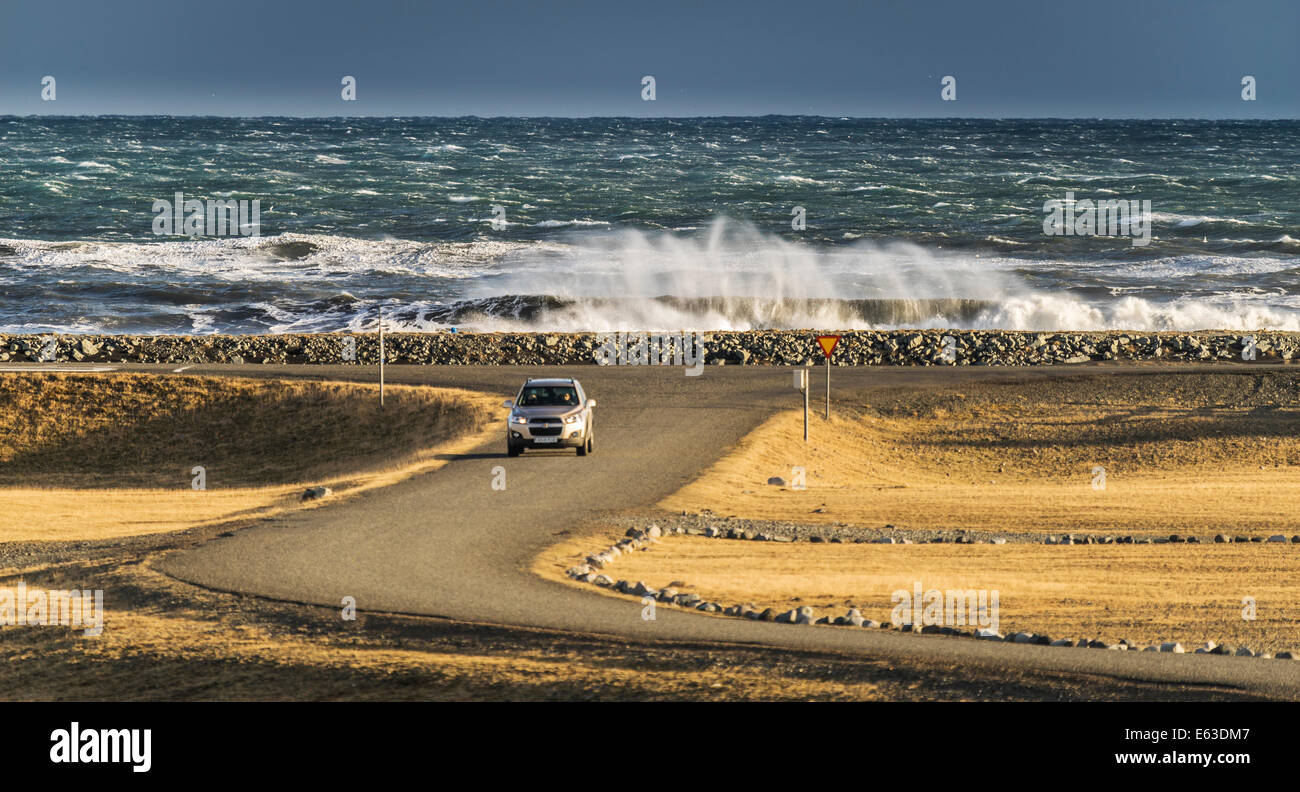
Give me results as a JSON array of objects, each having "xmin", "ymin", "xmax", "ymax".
[
  {"xmin": 301, "ymin": 486, "xmax": 333, "ymax": 501},
  {"xmin": 1160, "ymin": 642, "xmax": 1185, "ymax": 653}
]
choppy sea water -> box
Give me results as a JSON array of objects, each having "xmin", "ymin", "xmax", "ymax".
[{"xmin": 0, "ymin": 116, "xmax": 1297, "ymax": 334}]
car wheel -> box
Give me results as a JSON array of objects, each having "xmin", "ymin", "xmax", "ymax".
[
  {"xmin": 507, "ymin": 443, "xmax": 521, "ymax": 457},
  {"xmin": 577, "ymin": 432, "xmax": 590, "ymax": 456}
]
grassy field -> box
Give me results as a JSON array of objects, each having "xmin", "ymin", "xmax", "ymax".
[
  {"xmin": 0, "ymin": 555, "xmax": 1256, "ymax": 701},
  {"xmin": 590, "ymin": 535, "xmax": 1300, "ymax": 651},
  {"xmin": 661, "ymin": 372, "xmax": 1300, "ymax": 535},
  {"xmin": 546, "ymin": 371, "xmax": 1300, "ymax": 653},
  {"xmin": 0, "ymin": 373, "xmax": 501, "ymax": 541}
]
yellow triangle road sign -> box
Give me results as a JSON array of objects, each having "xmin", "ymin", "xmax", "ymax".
[{"xmin": 816, "ymin": 334, "xmax": 841, "ymax": 358}]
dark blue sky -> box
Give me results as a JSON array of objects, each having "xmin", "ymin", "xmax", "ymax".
[{"xmin": 1, "ymin": 0, "xmax": 1296, "ymax": 117}]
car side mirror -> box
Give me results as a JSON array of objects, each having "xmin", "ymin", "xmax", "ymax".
[
  {"xmin": 587, "ymin": 398, "xmax": 597, "ymax": 408},
  {"xmin": 502, "ymin": 399, "xmax": 514, "ymax": 408}
]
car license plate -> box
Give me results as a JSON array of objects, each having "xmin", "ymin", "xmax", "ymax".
[{"xmin": 534, "ymin": 437, "xmax": 559, "ymax": 443}]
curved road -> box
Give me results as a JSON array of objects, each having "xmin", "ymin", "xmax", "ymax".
[{"xmin": 145, "ymin": 362, "xmax": 1300, "ymax": 698}]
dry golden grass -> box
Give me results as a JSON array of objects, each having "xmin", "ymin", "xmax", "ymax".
[
  {"xmin": 596, "ymin": 536, "xmax": 1300, "ymax": 651},
  {"xmin": 5, "ymin": 559, "xmax": 1254, "ymax": 701},
  {"xmin": 662, "ymin": 373, "xmax": 1300, "ymax": 535},
  {"xmin": 0, "ymin": 373, "xmax": 501, "ymax": 542},
  {"xmin": 540, "ymin": 372, "xmax": 1300, "ymax": 653},
  {"xmin": 0, "ymin": 561, "xmax": 923, "ymax": 701}
]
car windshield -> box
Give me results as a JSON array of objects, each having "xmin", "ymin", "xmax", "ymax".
[{"xmin": 517, "ymin": 385, "xmax": 579, "ymax": 407}]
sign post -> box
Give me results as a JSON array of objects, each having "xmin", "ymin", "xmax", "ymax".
[
  {"xmin": 378, "ymin": 306, "xmax": 385, "ymax": 410},
  {"xmin": 793, "ymin": 369, "xmax": 808, "ymax": 441},
  {"xmin": 816, "ymin": 334, "xmax": 841, "ymax": 420}
]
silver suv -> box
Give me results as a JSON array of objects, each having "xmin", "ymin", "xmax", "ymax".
[{"xmin": 504, "ymin": 378, "xmax": 596, "ymax": 457}]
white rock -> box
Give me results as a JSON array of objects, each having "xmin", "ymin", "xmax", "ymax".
[{"xmin": 1160, "ymin": 642, "xmax": 1185, "ymax": 653}]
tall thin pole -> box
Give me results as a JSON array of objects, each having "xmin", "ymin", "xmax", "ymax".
[
  {"xmin": 803, "ymin": 369, "xmax": 809, "ymax": 441},
  {"xmin": 824, "ymin": 358, "xmax": 830, "ymax": 420},
  {"xmin": 378, "ymin": 306, "xmax": 385, "ymax": 410}
]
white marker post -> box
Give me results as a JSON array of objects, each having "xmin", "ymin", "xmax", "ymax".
[
  {"xmin": 794, "ymin": 369, "xmax": 808, "ymax": 441},
  {"xmin": 378, "ymin": 306, "xmax": 385, "ymax": 410}
]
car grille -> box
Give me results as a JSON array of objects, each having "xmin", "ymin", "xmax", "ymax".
[{"xmin": 530, "ymin": 419, "xmax": 563, "ymax": 437}]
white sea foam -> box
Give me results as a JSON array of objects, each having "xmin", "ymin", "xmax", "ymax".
[{"xmin": 5, "ymin": 220, "xmax": 1300, "ymax": 334}]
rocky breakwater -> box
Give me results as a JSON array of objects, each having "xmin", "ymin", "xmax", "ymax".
[{"xmin": 1, "ymin": 330, "xmax": 1297, "ymax": 367}]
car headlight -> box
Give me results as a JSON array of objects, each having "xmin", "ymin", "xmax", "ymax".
[
  {"xmin": 510, "ymin": 414, "xmax": 528, "ymax": 425},
  {"xmin": 564, "ymin": 414, "xmax": 582, "ymax": 424}
]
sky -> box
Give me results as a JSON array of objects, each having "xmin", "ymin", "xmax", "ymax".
[{"xmin": 0, "ymin": 0, "xmax": 1296, "ymax": 118}]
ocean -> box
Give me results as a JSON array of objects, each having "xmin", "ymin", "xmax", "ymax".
[{"xmin": 0, "ymin": 116, "xmax": 1296, "ymax": 334}]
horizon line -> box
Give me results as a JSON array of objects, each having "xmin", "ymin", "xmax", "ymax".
[{"xmin": 2, "ymin": 114, "xmax": 1298, "ymax": 122}]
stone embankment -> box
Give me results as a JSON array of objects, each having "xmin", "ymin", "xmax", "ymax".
[{"xmin": 1, "ymin": 330, "xmax": 1295, "ymax": 366}]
